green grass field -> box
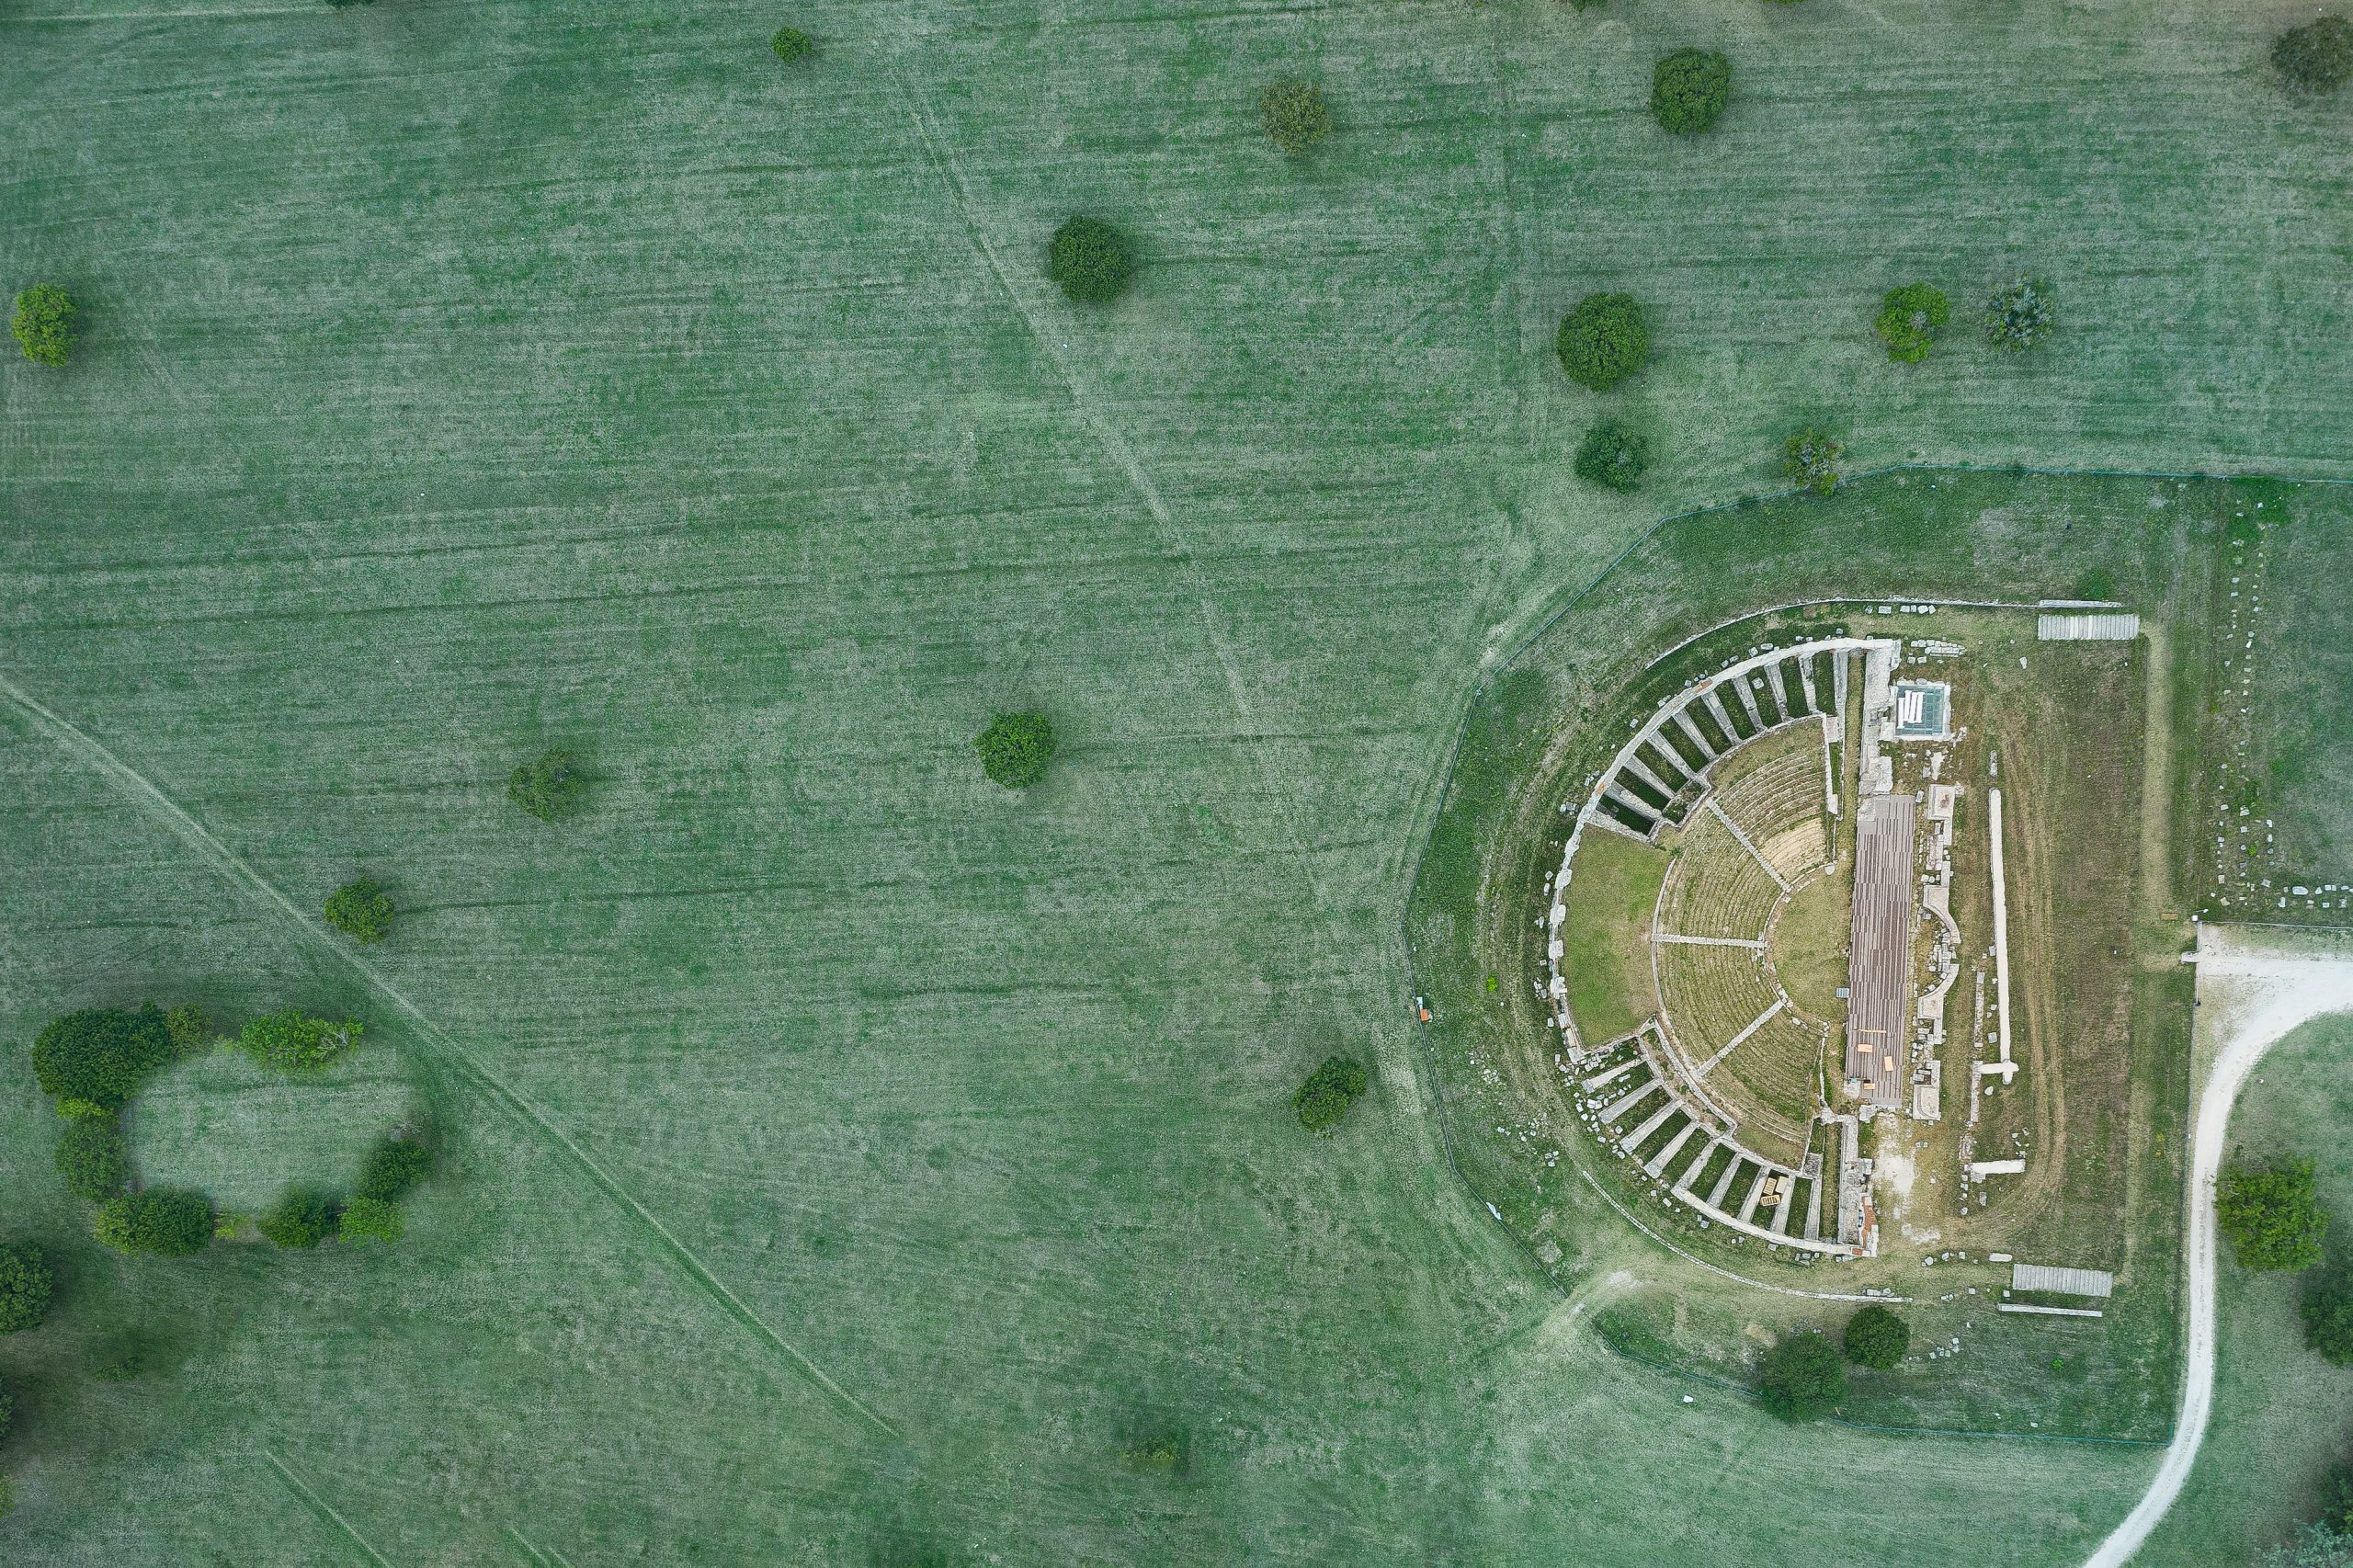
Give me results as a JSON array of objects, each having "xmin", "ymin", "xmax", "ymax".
[{"xmin": 7, "ymin": 0, "xmax": 2353, "ymax": 1560}]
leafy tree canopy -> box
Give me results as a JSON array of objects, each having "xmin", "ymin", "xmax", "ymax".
[
  {"xmin": 1757, "ymin": 1330, "xmax": 1847, "ymax": 1420},
  {"xmin": 1985, "ymin": 277, "xmax": 2052, "ymax": 353},
  {"xmin": 2275, "ymin": 16, "xmax": 2353, "ymax": 95},
  {"xmin": 1294, "ymin": 1054, "xmax": 1369, "ymax": 1131},
  {"xmin": 237, "ymin": 1010, "xmax": 364, "ymax": 1075},
  {"xmin": 975, "ymin": 711, "xmax": 1056, "ymax": 789},
  {"xmin": 2220, "ymin": 1156, "xmax": 2327, "ymax": 1271},
  {"xmin": 0, "ymin": 1244, "xmax": 54, "ymax": 1334},
  {"xmin": 1874, "ymin": 283, "xmax": 1949, "ymax": 363},
  {"xmin": 771, "ymin": 25, "xmax": 813, "ymax": 62},
  {"xmin": 1048, "ymin": 218, "xmax": 1136, "ymax": 305},
  {"xmin": 1842, "ymin": 1303, "xmax": 1909, "ymax": 1369},
  {"xmin": 338, "ymin": 1195, "xmax": 406, "ymax": 1244},
  {"xmin": 1652, "ymin": 49, "xmax": 1732, "ymax": 135},
  {"xmin": 258, "ymin": 1187, "xmax": 342, "ymax": 1249},
  {"xmin": 164, "ymin": 1003, "xmax": 213, "ymax": 1056},
  {"xmin": 1782, "ymin": 426, "xmax": 1845, "ymax": 495},
  {"xmin": 2307, "ymin": 1262, "xmax": 2353, "ymax": 1365},
  {"xmin": 324, "ymin": 877, "xmax": 395, "ymax": 944},
  {"xmin": 2264, "ymin": 1523, "xmax": 2353, "ymax": 1568},
  {"xmin": 1555, "ymin": 292, "xmax": 1648, "ymax": 391},
  {"xmin": 1573, "ymin": 420, "xmax": 1651, "ymax": 493},
  {"xmin": 508, "ymin": 747, "xmax": 586, "ymax": 823},
  {"xmin": 355, "ymin": 1134, "xmax": 432, "ymax": 1204},
  {"xmin": 96, "ymin": 1189, "xmax": 214, "ymax": 1257},
  {"xmin": 55, "ymin": 1117, "xmax": 131, "ymax": 1202},
  {"xmin": 30, "ymin": 1006, "xmax": 174, "ymax": 1109},
  {"xmin": 11, "ymin": 283, "xmax": 75, "ymax": 368},
  {"xmin": 1260, "ymin": 80, "xmax": 1332, "ymax": 154},
  {"xmin": 1120, "ymin": 1432, "xmax": 1186, "ymax": 1473}
]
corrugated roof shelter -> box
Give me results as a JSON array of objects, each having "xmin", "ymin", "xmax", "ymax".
[
  {"xmin": 2011, "ymin": 1263, "xmax": 2114, "ymax": 1298},
  {"xmin": 2037, "ymin": 612, "xmax": 2140, "ymax": 642}
]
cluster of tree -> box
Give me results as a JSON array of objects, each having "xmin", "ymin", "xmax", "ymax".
[
  {"xmin": 1049, "ymin": 219, "xmax": 1136, "ymax": 305},
  {"xmin": 324, "ymin": 877, "xmax": 394, "ymax": 944},
  {"xmin": 97, "ymin": 1189, "xmax": 215, "ymax": 1256},
  {"xmin": 508, "ymin": 746, "xmax": 586, "ymax": 823},
  {"xmin": 1752, "ymin": 1305, "xmax": 1910, "ymax": 1420},
  {"xmin": 2220, "ymin": 1155, "xmax": 2328, "ymax": 1271},
  {"xmin": 11, "ymin": 283, "xmax": 74, "ymax": 367},
  {"xmin": 975, "ymin": 711, "xmax": 1056, "ymax": 789},
  {"xmin": 1573, "ymin": 421, "xmax": 1650, "ymax": 493},
  {"xmin": 1782, "ymin": 426, "xmax": 1845, "ymax": 495},
  {"xmin": 771, "ymin": 25, "xmax": 813, "ymax": 63},
  {"xmin": 1293, "ymin": 1054, "xmax": 1369, "ymax": 1131},
  {"xmin": 236, "ymin": 1009, "xmax": 364, "ymax": 1074},
  {"xmin": 2267, "ymin": 1523, "xmax": 2353, "ymax": 1567},
  {"xmin": 1120, "ymin": 1431, "xmax": 1187, "ymax": 1473},
  {"xmin": 0, "ymin": 1244, "xmax": 54, "ymax": 1335},
  {"xmin": 1874, "ymin": 283, "xmax": 1949, "ymax": 363},
  {"xmin": 1260, "ymin": 81, "xmax": 1332, "ymax": 156}
]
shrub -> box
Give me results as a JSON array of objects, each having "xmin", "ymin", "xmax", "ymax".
[
  {"xmin": 1572, "ymin": 421, "xmax": 1650, "ymax": 492},
  {"xmin": 771, "ymin": 25, "xmax": 813, "ymax": 62},
  {"xmin": 2265, "ymin": 1523, "xmax": 2353, "ymax": 1567},
  {"xmin": 96, "ymin": 1189, "xmax": 214, "ymax": 1257},
  {"xmin": 2310, "ymin": 1263, "xmax": 2353, "ymax": 1364},
  {"xmin": 1842, "ymin": 1304, "xmax": 1908, "ymax": 1369},
  {"xmin": 354, "ymin": 1134, "xmax": 432, "ymax": 1204},
  {"xmin": 2220, "ymin": 1157, "xmax": 2327, "ymax": 1270},
  {"xmin": 338, "ymin": 1196, "xmax": 406, "ymax": 1244},
  {"xmin": 257, "ymin": 1187, "xmax": 342, "ymax": 1249},
  {"xmin": 974, "ymin": 711, "xmax": 1055, "ymax": 789},
  {"xmin": 1120, "ymin": 1433, "xmax": 1185, "ymax": 1472},
  {"xmin": 1293, "ymin": 1055, "xmax": 1369, "ymax": 1131},
  {"xmin": 2275, "ymin": 17, "xmax": 2353, "ymax": 95},
  {"xmin": 56, "ymin": 1097, "xmax": 110, "ymax": 1120},
  {"xmin": 324, "ymin": 878, "xmax": 394, "ymax": 944},
  {"xmin": 1260, "ymin": 81, "xmax": 1332, "ymax": 154},
  {"xmin": 11, "ymin": 283, "xmax": 75, "ymax": 367},
  {"xmin": 508, "ymin": 747, "xmax": 585, "ymax": 823},
  {"xmin": 1555, "ymin": 293, "xmax": 1647, "ymax": 391},
  {"xmin": 1782, "ymin": 426, "xmax": 1845, "ymax": 495},
  {"xmin": 1756, "ymin": 1330, "xmax": 1847, "ymax": 1420},
  {"xmin": 30, "ymin": 1006, "xmax": 175, "ymax": 1109},
  {"xmin": 1874, "ymin": 283, "xmax": 1949, "ymax": 363},
  {"xmin": 0, "ymin": 1382, "xmax": 11, "ymax": 1443},
  {"xmin": 237, "ymin": 1010, "xmax": 363, "ymax": 1074},
  {"xmin": 0, "ymin": 1244, "xmax": 54, "ymax": 1334},
  {"xmin": 1652, "ymin": 50, "xmax": 1732, "ymax": 135},
  {"xmin": 163, "ymin": 1003, "xmax": 213, "ymax": 1056},
  {"xmin": 55, "ymin": 1117, "xmax": 131, "ymax": 1201},
  {"xmin": 1985, "ymin": 278, "xmax": 2052, "ymax": 353},
  {"xmin": 1048, "ymin": 218, "xmax": 1136, "ymax": 305}
]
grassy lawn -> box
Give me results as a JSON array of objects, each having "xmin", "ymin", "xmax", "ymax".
[
  {"xmin": 1560, "ymin": 828, "xmax": 1670, "ymax": 1043},
  {"xmin": 131, "ymin": 1047, "xmax": 413, "ymax": 1216},
  {"xmin": 6, "ymin": 0, "xmax": 2353, "ymax": 1562}
]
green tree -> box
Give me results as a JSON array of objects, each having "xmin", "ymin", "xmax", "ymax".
[
  {"xmin": 55, "ymin": 1116, "xmax": 131, "ymax": 1201},
  {"xmin": 163, "ymin": 1002, "xmax": 214, "ymax": 1056},
  {"xmin": 338, "ymin": 1196, "xmax": 407, "ymax": 1244},
  {"xmin": 2219, "ymin": 1156, "xmax": 2327, "ymax": 1270},
  {"xmin": 1555, "ymin": 293, "xmax": 1648, "ymax": 391},
  {"xmin": 1985, "ymin": 278, "xmax": 2052, "ymax": 353},
  {"xmin": 1048, "ymin": 218, "xmax": 1137, "ymax": 305},
  {"xmin": 257, "ymin": 1187, "xmax": 342, "ymax": 1249},
  {"xmin": 1572, "ymin": 420, "xmax": 1650, "ymax": 493},
  {"xmin": 324, "ymin": 878, "xmax": 394, "ymax": 944},
  {"xmin": 30, "ymin": 1006, "xmax": 175, "ymax": 1109},
  {"xmin": 354, "ymin": 1134, "xmax": 432, "ymax": 1203},
  {"xmin": 2264, "ymin": 1524, "xmax": 2353, "ymax": 1568},
  {"xmin": 771, "ymin": 24, "xmax": 813, "ymax": 62},
  {"xmin": 1756, "ymin": 1330, "xmax": 1847, "ymax": 1420},
  {"xmin": 1293, "ymin": 1055, "xmax": 1369, "ymax": 1131},
  {"xmin": 1873, "ymin": 283, "xmax": 1949, "ymax": 363},
  {"xmin": 2302, "ymin": 1259, "xmax": 2353, "ymax": 1364},
  {"xmin": 1259, "ymin": 81, "xmax": 1332, "ymax": 154},
  {"xmin": 11, "ymin": 283, "xmax": 75, "ymax": 368},
  {"xmin": 0, "ymin": 1244, "xmax": 54, "ymax": 1334},
  {"xmin": 508, "ymin": 747, "xmax": 586, "ymax": 823},
  {"xmin": 0, "ymin": 1382, "xmax": 12, "ymax": 1444},
  {"xmin": 1652, "ymin": 50, "xmax": 1732, "ymax": 135},
  {"xmin": 1842, "ymin": 1303, "xmax": 1908, "ymax": 1369},
  {"xmin": 237, "ymin": 1010, "xmax": 364, "ymax": 1074},
  {"xmin": 974, "ymin": 711, "xmax": 1055, "ymax": 789},
  {"xmin": 96, "ymin": 1189, "xmax": 214, "ymax": 1257},
  {"xmin": 1782, "ymin": 426, "xmax": 1845, "ymax": 495},
  {"xmin": 2275, "ymin": 17, "xmax": 2353, "ymax": 95}
]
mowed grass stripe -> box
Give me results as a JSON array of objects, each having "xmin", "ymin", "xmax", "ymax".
[{"xmin": 0, "ymin": 668, "xmax": 902, "ymax": 1439}]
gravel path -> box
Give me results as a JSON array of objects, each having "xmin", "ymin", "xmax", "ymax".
[{"xmin": 2082, "ymin": 928, "xmax": 2353, "ymax": 1568}]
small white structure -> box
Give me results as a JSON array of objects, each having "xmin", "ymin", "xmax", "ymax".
[
  {"xmin": 2037, "ymin": 612, "xmax": 2141, "ymax": 642},
  {"xmin": 2012, "ymin": 1263, "xmax": 2115, "ymax": 1298}
]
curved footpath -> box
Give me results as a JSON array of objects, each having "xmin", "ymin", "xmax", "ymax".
[{"xmin": 2083, "ymin": 928, "xmax": 2353, "ymax": 1568}]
